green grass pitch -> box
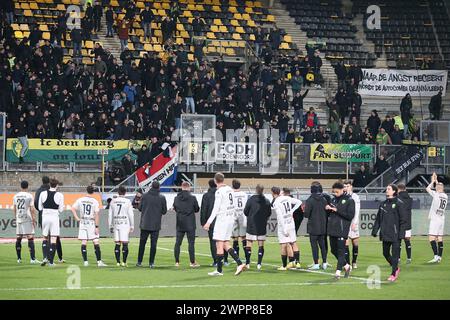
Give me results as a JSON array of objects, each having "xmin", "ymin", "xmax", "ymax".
[{"xmin": 0, "ymin": 236, "xmax": 449, "ymax": 299}]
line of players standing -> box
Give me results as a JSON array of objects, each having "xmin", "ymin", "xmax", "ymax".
[{"xmin": 12, "ymin": 172, "xmax": 446, "ymax": 282}]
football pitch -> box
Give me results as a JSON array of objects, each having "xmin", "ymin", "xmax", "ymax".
[{"xmin": 0, "ymin": 236, "xmax": 449, "ymax": 300}]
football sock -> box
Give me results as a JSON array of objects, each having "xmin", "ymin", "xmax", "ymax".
[
  {"xmin": 244, "ymin": 247, "xmax": 251, "ymax": 265},
  {"xmin": 227, "ymin": 248, "xmax": 242, "ymax": 266},
  {"xmin": 289, "ymin": 255, "xmax": 295, "ymax": 263},
  {"xmin": 438, "ymin": 241, "xmax": 444, "ymax": 257},
  {"xmin": 281, "ymin": 255, "xmax": 287, "ymax": 268},
  {"xmin": 344, "ymin": 245, "xmax": 350, "ymax": 264},
  {"xmin": 48, "ymin": 243, "xmax": 56, "ymax": 264},
  {"xmin": 352, "ymin": 245, "xmax": 359, "ymax": 264},
  {"xmin": 242, "ymin": 239, "xmax": 247, "ymax": 249},
  {"xmin": 28, "ymin": 238, "xmax": 35, "ymax": 260},
  {"xmin": 431, "ymin": 240, "xmax": 438, "ymax": 256},
  {"xmin": 42, "ymin": 239, "xmax": 48, "ymax": 260},
  {"xmin": 81, "ymin": 245, "xmax": 87, "ymax": 262},
  {"xmin": 94, "ymin": 244, "xmax": 102, "ymax": 262},
  {"xmin": 216, "ymin": 254, "xmax": 224, "ymax": 273},
  {"xmin": 224, "ymin": 250, "xmax": 228, "ymax": 263},
  {"xmin": 404, "ymin": 240, "xmax": 411, "ymax": 259},
  {"xmin": 294, "ymin": 251, "xmax": 300, "ymax": 264},
  {"xmin": 122, "ymin": 243, "xmax": 129, "ymax": 263},
  {"xmin": 15, "ymin": 238, "xmax": 22, "ymax": 260},
  {"xmin": 114, "ymin": 244, "xmax": 121, "ymax": 263},
  {"xmin": 257, "ymin": 246, "xmax": 264, "ymax": 265},
  {"xmin": 56, "ymin": 237, "xmax": 63, "ymax": 260},
  {"xmin": 233, "ymin": 240, "xmax": 239, "ymax": 257}
]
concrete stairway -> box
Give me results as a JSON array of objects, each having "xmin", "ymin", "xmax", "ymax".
[{"xmin": 96, "ymin": 21, "xmax": 122, "ymax": 62}]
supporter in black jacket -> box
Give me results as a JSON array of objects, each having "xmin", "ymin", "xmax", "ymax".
[
  {"xmin": 137, "ymin": 181, "xmax": 168, "ymax": 267},
  {"xmin": 173, "ymin": 182, "xmax": 200, "ymax": 266},
  {"xmin": 372, "ymin": 184, "xmax": 408, "ymax": 281},
  {"xmin": 200, "ymin": 179, "xmax": 217, "ymax": 265},
  {"xmin": 326, "ymin": 182, "xmax": 355, "ymax": 279},
  {"xmin": 243, "ymin": 184, "xmax": 272, "ymax": 268},
  {"xmin": 397, "ymin": 184, "xmax": 413, "ymax": 263},
  {"xmin": 131, "ymin": 144, "xmax": 152, "ymax": 168},
  {"xmin": 303, "ymin": 182, "xmax": 329, "ymax": 269}
]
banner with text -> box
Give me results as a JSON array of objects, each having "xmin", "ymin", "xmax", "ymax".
[
  {"xmin": 310, "ymin": 143, "xmax": 373, "ymax": 162},
  {"xmin": 6, "ymin": 139, "xmax": 148, "ymax": 163},
  {"xmin": 358, "ymin": 69, "xmax": 447, "ymax": 97},
  {"xmin": 215, "ymin": 142, "xmax": 257, "ymax": 163}
]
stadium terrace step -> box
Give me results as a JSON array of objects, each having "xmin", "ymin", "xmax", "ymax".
[{"xmin": 97, "ymin": 23, "xmax": 123, "ymax": 64}]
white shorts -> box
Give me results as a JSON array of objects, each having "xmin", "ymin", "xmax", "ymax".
[
  {"xmin": 16, "ymin": 221, "xmax": 35, "ymax": 236},
  {"xmin": 246, "ymin": 234, "xmax": 266, "ymax": 241},
  {"xmin": 278, "ymin": 228, "xmax": 297, "ymax": 244},
  {"xmin": 348, "ymin": 227, "xmax": 360, "ymax": 239},
  {"xmin": 114, "ymin": 227, "xmax": 130, "ymax": 242},
  {"xmin": 42, "ymin": 214, "xmax": 60, "ymax": 237},
  {"xmin": 405, "ymin": 229, "xmax": 412, "ymax": 238},
  {"xmin": 429, "ymin": 219, "xmax": 445, "ymax": 236},
  {"xmin": 78, "ymin": 225, "xmax": 99, "ymax": 241},
  {"xmin": 232, "ymin": 214, "xmax": 247, "ymax": 238},
  {"xmin": 213, "ymin": 220, "xmax": 234, "ymax": 242}
]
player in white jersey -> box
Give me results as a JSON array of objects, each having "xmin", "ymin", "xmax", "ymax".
[
  {"xmin": 203, "ymin": 172, "xmax": 246, "ymax": 276},
  {"xmin": 71, "ymin": 186, "xmax": 107, "ymax": 267},
  {"xmin": 39, "ymin": 178, "xmax": 64, "ymax": 267},
  {"xmin": 13, "ymin": 181, "xmax": 39, "ymax": 264},
  {"xmin": 344, "ymin": 180, "xmax": 361, "ymax": 269},
  {"xmin": 426, "ymin": 172, "xmax": 447, "ymax": 263},
  {"xmin": 231, "ymin": 180, "xmax": 248, "ymax": 266},
  {"xmin": 271, "ymin": 187, "xmax": 302, "ymax": 271},
  {"xmin": 108, "ymin": 186, "xmax": 134, "ymax": 267}
]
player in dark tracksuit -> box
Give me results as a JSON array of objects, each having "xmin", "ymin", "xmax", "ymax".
[
  {"xmin": 326, "ymin": 182, "xmax": 355, "ymax": 280},
  {"xmin": 200, "ymin": 179, "xmax": 218, "ymax": 266},
  {"xmin": 397, "ymin": 184, "xmax": 413, "ymax": 263},
  {"xmin": 372, "ymin": 184, "xmax": 408, "ymax": 282},
  {"xmin": 303, "ymin": 182, "xmax": 329, "ymax": 270}
]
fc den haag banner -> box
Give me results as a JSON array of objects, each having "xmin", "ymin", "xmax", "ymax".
[
  {"xmin": 358, "ymin": 69, "xmax": 447, "ymax": 97},
  {"xmin": 310, "ymin": 143, "xmax": 373, "ymax": 162},
  {"xmin": 6, "ymin": 139, "xmax": 149, "ymax": 163}
]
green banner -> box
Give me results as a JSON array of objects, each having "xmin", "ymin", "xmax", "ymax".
[
  {"xmin": 6, "ymin": 139, "xmax": 149, "ymax": 163},
  {"xmin": 310, "ymin": 143, "xmax": 373, "ymax": 162}
]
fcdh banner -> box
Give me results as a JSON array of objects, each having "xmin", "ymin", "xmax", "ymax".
[
  {"xmin": 310, "ymin": 143, "xmax": 373, "ymax": 162},
  {"xmin": 6, "ymin": 139, "xmax": 148, "ymax": 163},
  {"xmin": 358, "ymin": 69, "xmax": 447, "ymax": 97}
]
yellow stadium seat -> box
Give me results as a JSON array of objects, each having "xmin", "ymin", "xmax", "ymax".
[
  {"xmin": 245, "ymin": 7, "xmax": 253, "ymax": 14},
  {"xmin": 158, "ymin": 10, "xmax": 166, "ymax": 16},
  {"xmin": 234, "ymin": 13, "xmax": 242, "ymax": 20},
  {"xmin": 136, "ymin": 2, "xmax": 145, "ymax": 9},
  {"xmin": 23, "ymin": 10, "xmax": 33, "ymax": 17},
  {"xmin": 245, "ymin": 1, "xmax": 254, "ymax": 7},
  {"xmin": 175, "ymin": 38, "xmax": 184, "ymax": 45},
  {"xmin": 284, "ymin": 35, "xmax": 292, "ymax": 43},
  {"xmin": 176, "ymin": 24, "xmax": 185, "ymax": 31},
  {"xmin": 210, "ymin": 25, "xmax": 219, "ymax": 32},
  {"xmin": 30, "ymin": 3, "xmax": 39, "ymax": 10},
  {"xmin": 213, "ymin": 19, "xmax": 223, "ymax": 26},
  {"xmin": 56, "ymin": 4, "xmax": 65, "ymax": 11},
  {"xmin": 236, "ymin": 27, "xmax": 245, "ymax": 33},
  {"xmin": 207, "ymin": 32, "xmax": 216, "ymax": 39},
  {"xmin": 162, "ymin": 3, "xmax": 170, "ymax": 9},
  {"xmin": 196, "ymin": 5, "xmax": 205, "ymax": 11},
  {"xmin": 254, "ymin": 1, "xmax": 263, "ymax": 7},
  {"xmin": 211, "ymin": 40, "xmax": 220, "ymax": 47},
  {"xmin": 42, "ymin": 32, "xmax": 50, "ymax": 40},
  {"xmin": 153, "ymin": 44, "xmax": 162, "ymax": 52},
  {"xmin": 219, "ymin": 25, "xmax": 228, "ymax": 33},
  {"xmin": 14, "ymin": 31, "xmax": 23, "ymax": 39},
  {"xmin": 232, "ymin": 33, "xmax": 241, "ymax": 40},
  {"xmin": 19, "ymin": 24, "xmax": 29, "ymax": 31},
  {"xmin": 85, "ymin": 40, "xmax": 94, "ymax": 49},
  {"xmin": 180, "ymin": 31, "xmax": 189, "ymax": 38},
  {"xmin": 230, "ymin": 0, "xmax": 238, "ymax": 6},
  {"xmin": 229, "ymin": 6, "xmax": 237, "ymax": 13},
  {"xmin": 212, "ymin": 6, "xmax": 221, "ymax": 12},
  {"xmin": 128, "ymin": 42, "xmax": 135, "ymax": 50},
  {"xmin": 187, "ymin": 4, "xmax": 196, "ymax": 11},
  {"xmin": 279, "ymin": 42, "xmax": 290, "ymax": 50},
  {"xmin": 82, "ymin": 57, "xmax": 93, "ymax": 65},
  {"xmin": 249, "ymin": 34, "xmax": 256, "ymax": 41},
  {"xmin": 154, "ymin": 29, "xmax": 162, "ymax": 37},
  {"xmin": 231, "ymin": 20, "xmax": 240, "ymax": 27},
  {"xmin": 247, "ymin": 20, "xmax": 256, "ymax": 27},
  {"xmin": 144, "ymin": 43, "xmax": 152, "ymax": 51},
  {"xmin": 242, "ymin": 14, "xmax": 251, "ymax": 21},
  {"xmin": 153, "ymin": 2, "xmax": 162, "ymax": 9},
  {"xmin": 236, "ymin": 41, "xmax": 245, "ymax": 48},
  {"xmin": 266, "ymin": 15, "xmax": 275, "ymax": 22},
  {"xmin": 208, "ymin": 47, "xmax": 216, "ymax": 53},
  {"xmin": 151, "ymin": 22, "xmax": 158, "ymax": 29},
  {"xmin": 39, "ymin": 24, "xmax": 49, "ymax": 32},
  {"xmin": 20, "ymin": 3, "xmax": 30, "ymax": 10},
  {"xmin": 11, "ymin": 24, "xmax": 19, "ymax": 31}
]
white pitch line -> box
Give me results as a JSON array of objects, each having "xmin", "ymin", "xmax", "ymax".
[
  {"xmin": 156, "ymin": 246, "xmax": 387, "ymax": 285},
  {"xmin": 0, "ymin": 281, "xmax": 361, "ymax": 292}
]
